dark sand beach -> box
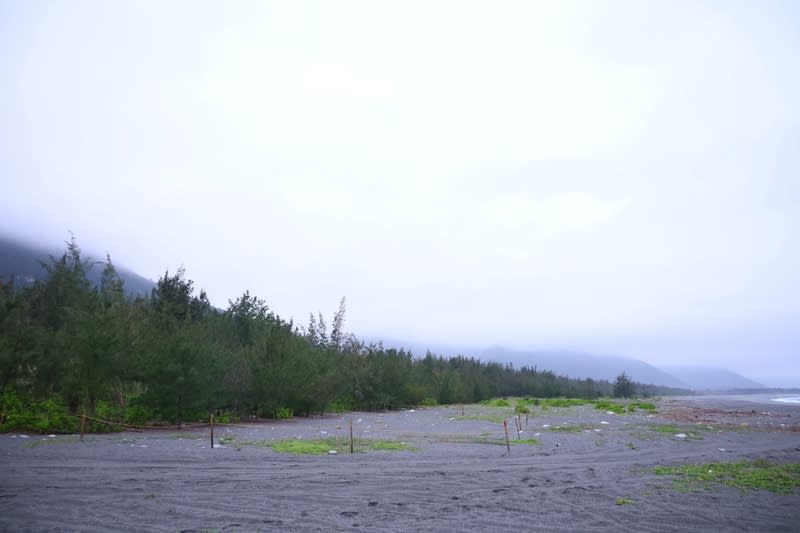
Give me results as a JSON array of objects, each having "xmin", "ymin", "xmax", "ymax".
[{"xmin": 1, "ymin": 395, "xmax": 798, "ymax": 532}]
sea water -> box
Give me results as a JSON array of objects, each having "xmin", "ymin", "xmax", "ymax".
[{"xmin": 771, "ymin": 396, "xmax": 800, "ymax": 404}]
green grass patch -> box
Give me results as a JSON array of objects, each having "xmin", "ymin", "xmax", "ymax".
[
  {"xmin": 514, "ymin": 404, "xmax": 530, "ymax": 414},
  {"xmin": 480, "ymin": 398, "xmax": 511, "ymax": 408},
  {"xmin": 267, "ymin": 437, "xmax": 415, "ymax": 455},
  {"xmin": 654, "ymin": 460, "xmax": 800, "ymax": 494},
  {"xmin": 515, "ymin": 438, "xmax": 540, "ymax": 445},
  {"xmin": 628, "ymin": 401, "xmax": 657, "ymax": 412},
  {"xmin": 615, "ymin": 497, "xmax": 633, "ymax": 505},
  {"xmin": 592, "ymin": 399, "xmax": 626, "ymax": 415}
]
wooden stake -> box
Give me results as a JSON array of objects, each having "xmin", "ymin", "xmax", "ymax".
[
  {"xmin": 503, "ymin": 419, "xmax": 511, "ymax": 453},
  {"xmin": 461, "ymin": 404, "xmax": 465, "ymax": 416},
  {"xmin": 210, "ymin": 413, "xmax": 215, "ymax": 448},
  {"xmin": 516, "ymin": 416, "xmax": 521, "ymax": 439},
  {"xmin": 349, "ymin": 418, "xmax": 354, "ymax": 454},
  {"xmin": 80, "ymin": 410, "xmax": 86, "ymax": 441}
]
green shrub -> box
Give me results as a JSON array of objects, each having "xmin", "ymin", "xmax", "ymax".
[
  {"xmin": 514, "ymin": 404, "xmax": 530, "ymax": 414},
  {"xmin": 480, "ymin": 398, "xmax": 510, "ymax": 407},
  {"xmin": 420, "ymin": 397, "xmax": 438, "ymax": 407},
  {"xmin": 124, "ymin": 404, "xmax": 157, "ymax": 426},
  {"xmin": 326, "ymin": 400, "xmax": 353, "ymax": 413},
  {"xmin": 0, "ymin": 393, "xmax": 78, "ymax": 434},
  {"xmin": 275, "ymin": 406, "xmax": 293, "ymax": 419}
]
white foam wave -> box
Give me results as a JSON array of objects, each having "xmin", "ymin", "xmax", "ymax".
[{"xmin": 771, "ymin": 396, "xmax": 800, "ymax": 404}]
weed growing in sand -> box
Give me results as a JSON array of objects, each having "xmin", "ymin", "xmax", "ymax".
[
  {"xmin": 654, "ymin": 460, "xmax": 800, "ymax": 494},
  {"xmin": 626, "ymin": 441, "xmax": 639, "ymax": 450},
  {"xmin": 615, "ymin": 497, "xmax": 633, "ymax": 505},
  {"xmin": 516, "ymin": 438, "xmax": 540, "ymax": 445},
  {"xmin": 269, "ymin": 437, "xmax": 415, "ymax": 455}
]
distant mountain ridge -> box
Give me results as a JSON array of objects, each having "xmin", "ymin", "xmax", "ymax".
[
  {"xmin": 374, "ymin": 337, "xmax": 765, "ymax": 392},
  {"xmin": 0, "ymin": 234, "xmax": 155, "ymax": 298},
  {"xmin": 662, "ymin": 367, "xmax": 765, "ymax": 391},
  {"xmin": 480, "ymin": 347, "xmax": 690, "ymax": 389}
]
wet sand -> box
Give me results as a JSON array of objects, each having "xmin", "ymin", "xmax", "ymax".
[{"xmin": 1, "ymin": 395, "xmax": 799, "ymax": 532}]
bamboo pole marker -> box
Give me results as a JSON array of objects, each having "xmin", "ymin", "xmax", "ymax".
[
  {"xmin": 349, "ymin": 418, "xmax": 354, "ymax": 454},
  {"xmin": 516, "ymin": 416, "xmax": 522, "ymax": 439},
  {"xmin": 503, "ymin": 419, "xmax": 511, "ymax": 453},
  {"xmin": 210, "ymin": 413, "xmax": 215, "ymax": 448},
  {"xmin": 80, "ymin": 410, "xmax": 86, "ymax": 441}
]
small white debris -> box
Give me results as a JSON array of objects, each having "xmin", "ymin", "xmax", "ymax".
[
  {"xmin": 542, "ymin": 424, "xmax": 551, "ymax": 428},
  {"xmin": 357, "ymin": 418, "xmax": 363, "ymax": 423},
  {"xmin": 593, "ymin": 429, "xmax": 601, "ymax": 432},
  {"xmin": 213, "ymin": 444, "xmax": 225, "ymax": 449},
  {"xmin": 409, "ymin": 409, "xmax": 415, "ymax": 413},
  {"xmin": 328, "ymin": 450, "xmax": 338, "ymax": 455},
  {"xmin": 18, "ymin": 435, "xmax": 29, "ymax": 439},
  {"xmin": 320, "ymin": 430, "xmax": 328, "ymax": 435},
  {"xmin": 48, "ymin": 434, "xmax": 56, "ymax": 438},
  {"xmin": 600, "ymin": 421, "xmax": 610, "ymax": 425},
  {"xmin": 718, "ymin": 448, "xmax": 727, "ymax": 452},
  {"xmin": 449, "ymin": 417, "xmax": 455, "ymax": 421},
  {"xmin": 674, "ymin": 433, "xmax": 688, "ymax": 439},
  {"xmin": 139, "ymin": 444, "xmax": 148, "ymax": 448},
  {"xmin": 605, "ymin": 411, "xmax": 616, "ymax": 416},
  {"xmin": 534, "ymin": 432, "xmax": 542, "ymax": 437}
]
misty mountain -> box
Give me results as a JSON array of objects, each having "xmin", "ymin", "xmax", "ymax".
[
  {"xmin": 374, "ymin": 338, "xmax": 690, "ymax": 389},
  {"xmin": 480, "ymin": 347, "xmax": 691, "ymax": 389},
  {"xmin": 377, "ymin": 339, "xmax": 768, "ymax": 392},
  {"xmin": 0, "ymin": 234, "xmax": 155, "ymax": 298},
  {"xmin": 662, "ymin": 367, "xmax": 765, "ymax": 391}
]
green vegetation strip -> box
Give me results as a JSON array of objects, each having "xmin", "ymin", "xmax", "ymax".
[
  {"xmin": 654, "ymin": 460, "xmax": 800, "ymax": 494},
  {"xmin": 264, "ymin": 437, "xmax": 415, "ymax": 455}
]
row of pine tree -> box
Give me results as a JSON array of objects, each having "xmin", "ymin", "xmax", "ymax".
[{"xmin": 0, "ymin": 239, "xmax": 672, "ymax": 431}]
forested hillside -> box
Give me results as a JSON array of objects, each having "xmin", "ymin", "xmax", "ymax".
[{"xmin": 0, "ymin": 239, "xmax": 682, "ymax": 432}]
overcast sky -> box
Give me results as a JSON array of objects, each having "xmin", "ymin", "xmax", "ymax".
[{"xmin": 1, "ymin": 1, "xmax": 798, "ymax": 383}]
